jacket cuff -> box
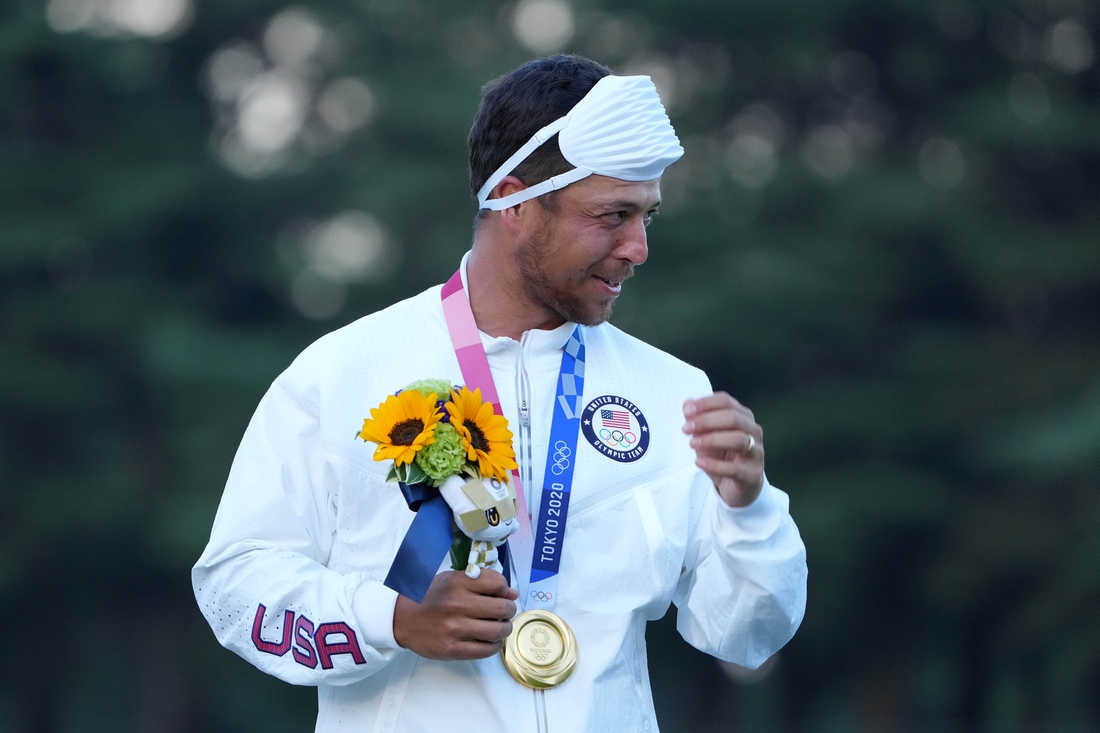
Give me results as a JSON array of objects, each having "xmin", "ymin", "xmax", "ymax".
[
  {"xmin": 352, "ymin": 580, "xmax": 400, "ymax": 651},
  {"xmin": 712, "ymin": 478, "xmax": 787, "ymax": 543}
]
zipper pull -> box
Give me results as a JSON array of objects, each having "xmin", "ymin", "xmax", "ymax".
[{"xmin": 520, "ymin": 400, "xmax": 530, "ymax": 427}]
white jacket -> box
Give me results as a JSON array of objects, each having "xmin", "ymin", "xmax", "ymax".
[{"xmin": 193, "ymin": 263, "xmax": 807, "ymax": 733}]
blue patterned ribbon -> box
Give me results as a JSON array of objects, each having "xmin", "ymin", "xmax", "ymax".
[
  {"xmin": 383, "ymin": 482, "xmax": 510, "ymax": 604},
  {"xmin": 527, "ymin": 327, "xmax": 585, "ymax": 609}
]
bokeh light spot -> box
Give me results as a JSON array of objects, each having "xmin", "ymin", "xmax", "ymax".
[
  {"xmin": 237, "ymin": 72, "xmax": 309, "ymax": 153},
  {"xmin": 291, "ymin": 270, "xmax": 347, "ymax": 320},
  {"xmin": 513, "ymin": 0, "xmax": 575, "ymax": 54},
  {"xmin": 318, "ymin": 78, "xmax": 377, "ymax": 134},
  {"xmin": 263, "ymin": 7, "xmax": 325, "ymax": 69},
  {"xmin": 725, "ymin": 103, "xmax": 786, "ymax": 189},
  {"xmin": 205, "ymin": 43, "xmax": 265, "ymax": 103},
  {"xmin": 45, "ymin": 0, "xmax": 97, "ymax": 33},
  {"xmin": 803, "ymin": 126, "xmax": 855, "ymax": 179},
  {"xmin": 46, "ymin": 0, "xmax": 192, "ymax": 38},
  {"xmin": 109, "ymin": 0, "xmax": 191, "ymax": 38},
  {"xmin": 302, "ymin": 211, "xmax": 393, "ymax": 283},
  {"xmin": 1044, "ymin": 19, "xmax": 1094, "ymax": 73}
]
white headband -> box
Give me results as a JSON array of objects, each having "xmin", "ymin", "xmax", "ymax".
[{"xmin": 477, "ymin": 75, "xmax": 684, "ymax": 210}]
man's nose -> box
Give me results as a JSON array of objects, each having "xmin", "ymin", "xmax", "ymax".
[{"xmin": 616, "ymin": 216, "xmax": 648, "ymax": 265}]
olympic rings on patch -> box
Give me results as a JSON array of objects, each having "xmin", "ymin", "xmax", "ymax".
[
  {"xmin": 599, "ymin": 428, "xmax": 638, "ymax": 449},
  {"xmin": 530, "ymin": 590, "xmax": 554, "ymax": 602},
  {"xmin": 550, "ymin": 440, "xmax": 571, "ymax": 475}
]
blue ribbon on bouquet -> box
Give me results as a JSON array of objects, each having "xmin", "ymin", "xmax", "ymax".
[{"xmin": 383, "ymin": 482, "xmax": 510, "ymax": 604}]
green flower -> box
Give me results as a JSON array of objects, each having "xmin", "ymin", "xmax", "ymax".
[
  {"xmin": 414, "ymin": 422, "xmax": 468, "ymax": 485},
  {"xmin": 404, "ymin": 379, "xmax": 454, "ymax": 401}
]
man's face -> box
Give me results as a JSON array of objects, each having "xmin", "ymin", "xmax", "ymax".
[{"xmin": 513, "ymin": 175, "xmax": 661, "ymax": 327}]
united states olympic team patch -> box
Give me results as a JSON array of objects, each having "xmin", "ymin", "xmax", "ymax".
[{"xmin": 581, "ymin": 395, "xmax": 650, "ymax": 462}]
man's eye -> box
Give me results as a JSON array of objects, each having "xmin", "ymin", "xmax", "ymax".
[{"xmin": 605, "ymin": 211, "xmax": 626, "ymax": 222}]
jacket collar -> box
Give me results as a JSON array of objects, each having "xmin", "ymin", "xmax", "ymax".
[{"xmin": 437, "ymin": 251, "xmax": 577, "ymax": 369}]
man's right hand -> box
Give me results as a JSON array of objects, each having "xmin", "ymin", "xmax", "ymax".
[{"xmin": 392, "ymin": 569, "xmax": 519, "ymax": 660}]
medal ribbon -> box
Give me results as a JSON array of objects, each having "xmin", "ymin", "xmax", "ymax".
[
  {"xmin": 440, "ymin": 271, "xmax": 584, "ymax": 612},
  {"xmin": 441, "ymin": 272, "xmax": 534, "ymax": 583},
  {"xmin": 526, "ymin": 328, "xmax": 584, "ymax": 611}
]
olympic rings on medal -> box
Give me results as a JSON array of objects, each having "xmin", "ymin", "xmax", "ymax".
[
  {"xmin": 598, "ymin": 428, "xmax": 637, "ymax": 449},
  {"xmin": 550, "ymin": 440, "xmax": 571, "ymax": 475},
  {"xmin": 530, "ymin": 590, "xmax": 554, "ymax": 602}
]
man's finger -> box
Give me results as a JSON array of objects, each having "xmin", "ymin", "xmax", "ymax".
[
  {"xmin": 446, "ymin": 639, "xmax": 506, "ymax": 660},
  {"xmin": 681, "ymin": 410, "xmax": 738, "ymax": 432},
  {"xmin": 696, "ymin": 454, "xmax": 759, "ymax": 476},
  {"xmin": 467, "ymin": 568, "xmax": 513, "ymax": 597},
  {"xmin": 456, "ymin": 618, "xmax": 514, "ymax": 645},
  {"xmin": 684, "ymin": 392, "xmax": 746, "ymax": 416},
  {"xmin": 683, "ymin": 410, "xmax": 756, "ymax": 435},
  {"xmin": 690, "ymin": 430, "xmax": 757, "ymax": 453},
  {"xmin": 464, "ymin": 595, "xmax": 517, "ymax": 622}
]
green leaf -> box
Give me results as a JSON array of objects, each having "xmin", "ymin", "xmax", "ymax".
[
  {"xmin": 449, "ymin": 531, "xmax": 471, "ymax": 572},
  {"xmin": 405, "ymin": 462, "xmax": 428, "ymax": 485}
]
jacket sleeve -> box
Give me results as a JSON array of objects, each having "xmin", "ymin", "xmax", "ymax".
[
  {"xmin": 192, "ymin": 376, "xmax": 401, "ymax": 686},
  {"xmin": 673, "ymin": 471, "xmax": 808, "ymax": 668}
]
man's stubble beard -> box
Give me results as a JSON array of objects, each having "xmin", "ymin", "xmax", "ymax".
[{"xmin": 513, "ymin": 215, "xmax": 632, "ymax": 327}]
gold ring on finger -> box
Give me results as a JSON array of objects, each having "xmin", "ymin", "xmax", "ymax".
[{"xmin": 743, "ymin": 434, "xmax": 755, "ymax": 454}]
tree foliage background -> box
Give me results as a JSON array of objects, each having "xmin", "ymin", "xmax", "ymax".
[{"xmin": 1, "ymin": 0, "xmax": 1098, "ymax": 730}]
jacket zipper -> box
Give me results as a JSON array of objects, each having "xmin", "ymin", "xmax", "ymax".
[
  {"xmin": 516, "ymin": 333, "xmax": 550, "ymax": 733},
  {"xmin": 516, "ymin": 332, "xmax": 534, "ymax": 524},
  {"xmin": 534, "ymin": 687, "xmax": 549, "ymax": 733}
]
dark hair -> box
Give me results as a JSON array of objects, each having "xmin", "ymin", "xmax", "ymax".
[{"xmin": 467, "ymin": 54, "xmax": 611, "ymax": 208}]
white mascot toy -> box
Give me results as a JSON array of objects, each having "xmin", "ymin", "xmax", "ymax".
[{"xmin": 439, "ymin": 473, "xmax": 519, "ymax": 578}]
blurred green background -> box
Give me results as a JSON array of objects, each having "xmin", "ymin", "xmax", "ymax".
[{"xmin": 2, "ymin": 0, "xmax": 1098, "ymax": 729}]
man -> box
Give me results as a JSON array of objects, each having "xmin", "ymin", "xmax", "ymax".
[{"xmin": 194, "ymin": 54, "xmax": 806, "ymax": 731}]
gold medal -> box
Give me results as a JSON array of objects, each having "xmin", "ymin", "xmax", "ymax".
[{"xmin": 500, "ymin": 609, "xmax": 578, "ymax": 689}]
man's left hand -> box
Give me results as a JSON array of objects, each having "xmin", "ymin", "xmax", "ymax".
[{"xmin": 683, "ymin": 392, "xmax": 764, "ymax": 508}]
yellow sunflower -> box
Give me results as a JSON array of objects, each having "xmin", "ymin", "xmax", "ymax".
[
  {"xmin": 445, "ymin": 386, "xmax": 518, "ymax": 481},
  {"xmin": 359, "ymin": 390, "xmax": 443, "ymax": 466}
]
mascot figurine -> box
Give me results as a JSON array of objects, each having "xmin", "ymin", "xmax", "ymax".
[{"xmin": 439, "ymin": 473, "xmax": 519, "ymax": 578}]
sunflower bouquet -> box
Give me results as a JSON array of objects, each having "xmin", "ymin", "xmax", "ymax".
[{"xmin": 359, "ymin": 379, "xmax": 520, "ymax": 578}]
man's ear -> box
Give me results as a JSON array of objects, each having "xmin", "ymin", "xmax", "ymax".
[{"xmin": 492, "ymin": 176, "xmax": 538, "ymax": 235}]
